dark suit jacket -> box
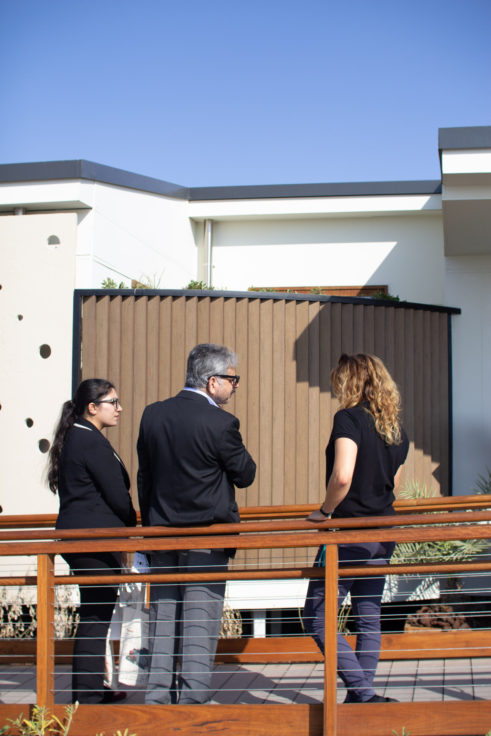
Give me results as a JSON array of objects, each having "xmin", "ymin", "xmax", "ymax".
[
  {"xmin": 137, "ymin": 390, "xmax": 256, "ymax": 528},
  {"xmin": 56, "ymin": 417, "xmax": 136, "ymax": 530}
]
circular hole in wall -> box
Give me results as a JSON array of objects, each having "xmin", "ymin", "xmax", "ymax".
[
  {"xmin": 39, "ymin": 344, "xmax": 52, "ymax": 359},
  {"xmin": 25, "ymin": 418, "xmax": 34, "ymax": 428},
  {"xmin": 38, "ymin": 439, "xmax": 50, "ymax": 453},
  {"xmin": 17, "ymin": 314, "xmax": 23, "ymax": 321}
]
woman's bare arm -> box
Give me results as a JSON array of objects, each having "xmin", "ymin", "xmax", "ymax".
[{"xmin": 306, "ymin": 437, "xmax": 358, "ymax": 522}]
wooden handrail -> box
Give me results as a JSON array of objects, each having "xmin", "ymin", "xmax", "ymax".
[
  {"xmin": 0, "ymin": 508, "xmax": 490, "ymax": 558},
  {"xmin": 242, "ymin": 494, "xmax": 491, "ymax": 518},
  {"xmin": 0, "ymin": 494, "xmax": 489, "ymax": 529},
  {"xmin": 0, "ymin": 507, "xmax": 490, "ymax": 544}
]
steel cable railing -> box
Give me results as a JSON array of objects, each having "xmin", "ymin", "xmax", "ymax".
[{"xmin": 0, "ymin": 499, "xmax": 490, "ymax": 736}]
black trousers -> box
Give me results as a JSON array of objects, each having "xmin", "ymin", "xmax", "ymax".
[{"xmin": 63, "ymin": 552, "xmax": 121, "ymax": 704}]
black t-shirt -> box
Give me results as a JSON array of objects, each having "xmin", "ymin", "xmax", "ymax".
[{"xmin": 327, "ymin": 406, "xmax": 409, "ymax": 519}]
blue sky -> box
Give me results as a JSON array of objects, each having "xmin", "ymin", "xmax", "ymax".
[{"xmin": 1, "ymin": 0, "xmax": 490, "ymax": 186}]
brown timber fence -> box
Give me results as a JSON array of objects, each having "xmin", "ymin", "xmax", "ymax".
[{"xmin": 73, "ymin": 289, "xmax": 459, "ymax": 529}]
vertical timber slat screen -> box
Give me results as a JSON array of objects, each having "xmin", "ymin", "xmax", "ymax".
[{"xmin": 79, "ymin": 292, "xmax": 455, "ymax": 567}]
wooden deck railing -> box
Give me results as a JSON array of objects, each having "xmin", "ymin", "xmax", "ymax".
[
  {"xmin": 0, "ymin": 497, "xmax": 490, "ymax": 735},
  {"xmin": 1, "ymin": 493, "xmax": 489, "ymax": 529}
]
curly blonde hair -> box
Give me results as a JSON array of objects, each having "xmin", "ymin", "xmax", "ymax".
[{"xmin": 331, "ymin": 353, "xmax": 402, "ymax": 445}]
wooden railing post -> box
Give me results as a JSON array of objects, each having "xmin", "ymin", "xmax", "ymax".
[
  {"xmin": 323, "ymin": 543, "xmax": 338, "ymax": 736},
  {"xmin": 37, "ymin": 553, "xmax": 55, "ymax": 708}
]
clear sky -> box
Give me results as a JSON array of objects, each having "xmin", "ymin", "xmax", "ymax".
[{"xmin": 1, "ymin": 0, "xmax": 490, "ymax": 186}]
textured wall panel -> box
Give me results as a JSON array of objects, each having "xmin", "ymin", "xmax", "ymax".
[{"xmin": 79, "ymin": 293, "xmax": 452, "ymax": 567}]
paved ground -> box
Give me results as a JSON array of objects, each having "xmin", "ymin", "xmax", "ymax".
[{"xmin": 1, "ymin": 658, "xmax": 490, "ymax": 705}]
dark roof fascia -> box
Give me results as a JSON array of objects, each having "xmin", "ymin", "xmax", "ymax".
[
  {"xmin": 0, "ymin": 160, "xmax": 442, "ymax": 202},
  {"xmin": 439, "ymin": 126, "xmax": 491, "ymax": 153},
  {"xmin": 75, "ymin": 288, "xmax": 460, "ymax": 315},
  {"xmin": 188, "ymin": 180, "xmax": 442, "ymax": 201},
  {"xmin": 0, "ymin": 160, "xmax": 189, "ymax": 200}
]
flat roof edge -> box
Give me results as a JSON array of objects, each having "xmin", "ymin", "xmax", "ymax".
[
  {"xmin": 439, "ymin": 126, "xmax": 491, "ymax": 152},
  {"xmin": 75, "ymin": 289, "xmax": 460, "ymax": 315},
  {"xmin": 188, "ymin": 181, "xmax": 442, "ymax": 201},
  {"xmin": 0, "ymin": 161, "xmax": 442, "ymax": 201},
  {"xmin": 0, "ymin": 160, "xmax": 189, "ymax": 199}
]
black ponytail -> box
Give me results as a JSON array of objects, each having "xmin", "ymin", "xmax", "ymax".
[{"xmin": 47, "ymin": 378, "xmax": 114, "ymax": 493}]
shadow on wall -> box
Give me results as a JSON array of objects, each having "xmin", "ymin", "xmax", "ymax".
[{"xmin": 293, "ymin": 299, "xmax": 452, "ymax": 494}]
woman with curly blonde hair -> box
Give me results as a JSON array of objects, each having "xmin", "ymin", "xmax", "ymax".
[
  {"xmin": 331, "ymin": 354, "xmax": 402, "ymax": 445},
  {"xmin": 303, "ymin": 353, "xmax": 409, "ymax": 703}
]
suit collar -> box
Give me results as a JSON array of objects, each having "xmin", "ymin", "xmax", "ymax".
[
  {"xmin": 74, "ymin": 416, "xmax": 128, "ymax": 472},
  {"xmin": 179, "ymin": 388, "xmax": 208, "ymax": 400},
  {"xmin": 74, "ymin": 416, "xmax": 99, "ymax": 432},
  {"xmin": 181, "ymin": 387, "xmax": 218, "ymax": 407}
]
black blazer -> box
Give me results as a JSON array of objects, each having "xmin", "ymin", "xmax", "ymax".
[
  {"xmin": 56, "ymin": 417, "xmax": 136, "ymax": 530},
  {"xmin": 137, "ymin": 390, "xmax": 256, "ymax": 527}
]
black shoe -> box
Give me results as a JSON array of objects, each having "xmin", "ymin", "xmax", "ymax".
[
  {"xmin": 343, "ymin": 692, "xmax": 357, "ymax": 703},
  {"xmin": 102, "ymin": 689, "xmax": 127, "ymax": 704},
  {"xmin": 366, "ymin": 694, "xmax": 399, "ymax": 703}
]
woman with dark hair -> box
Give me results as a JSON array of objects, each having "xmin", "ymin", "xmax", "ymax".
[
  {"xmin": 303, "ymin": 354, "xmax": 409, "ymax": 704},
  {"xmin": 48, "ymin": 378, "xmax": 136, "ymax": 704}
]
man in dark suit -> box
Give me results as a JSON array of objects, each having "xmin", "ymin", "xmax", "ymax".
[{"xmin": 137, "ymin": 343, "xmax": 256, "ymax": 704}]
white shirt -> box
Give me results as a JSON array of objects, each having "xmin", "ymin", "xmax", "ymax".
[{"xmin": 182, "ymin": 386, "xmax": 219, "ymax": 408}]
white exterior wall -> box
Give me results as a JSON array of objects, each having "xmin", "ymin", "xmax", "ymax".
[
  {"xmin": 0, "ymin": 213, "xmax": 77, "ymax": 515},
  {"xmin": 0, "ymin": 180, "xmax": 198, "ymax": 289},
  {"xmin": 75, "ymin": 182, "xmax": 196, "ymax": 289},
  {"xmin": 210, "ymin": 213, "xmax": 445, "ymax": 304},
  {"xmin": 442, "ymin": 149, "xmax": 491, "ymax": 175},
  {"xmin": 445, "ymin": 255, "xmax": 491, "ymax": 495},
  {"xmin": 0, "ymin": 181, "xmax": 198, "ymax": 518}
]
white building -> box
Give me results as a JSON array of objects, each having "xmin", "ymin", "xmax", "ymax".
[{"xmin": 1, "ymin": 125, "xmax": 491, "ymax": 517}]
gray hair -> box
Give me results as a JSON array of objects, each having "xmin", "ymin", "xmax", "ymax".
[{"xmin": 185, "ymin": 343, "xmax": 237, "ymax": 388}]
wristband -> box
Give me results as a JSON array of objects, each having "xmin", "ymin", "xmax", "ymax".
[{"xmin": 318, "ymin": 507, "xmax": 331, "ymax": 518}]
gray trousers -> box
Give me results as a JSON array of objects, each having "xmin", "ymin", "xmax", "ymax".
[{"xmin": 145, "ymin": 548, "xmax": 228, "ymax": 704}]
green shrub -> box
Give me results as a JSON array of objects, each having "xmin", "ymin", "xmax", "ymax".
[
  {"xmin": 473, "ymin": 467, "xmax": 491, "ymax": 495},
  {"xmin": 101, "ymin": 277, "xmax": 127, "ymax": 289},
  {"xmin": 2, "ymin": 704, "xmax": 77, "ymax": 735},
  {"xmin": 184, "ymin": 280, "xmax": 215, "ymax": 290},
  {"xmin": 0, "ymin": 705, "xmax": 137, "ymax": 736}
]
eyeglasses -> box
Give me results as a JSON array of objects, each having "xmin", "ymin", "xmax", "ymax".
[
  {"xmin": 96, "ymin": 398, "xmax": 121, "ymax": 407},
  {"xmin": 210, "ymin": 374, "xmax": 240, "ymax": 387}
]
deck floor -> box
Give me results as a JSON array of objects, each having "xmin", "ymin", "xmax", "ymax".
[{"xmin": 1, "ymin": 659, "xmax": 490, "ymax": 705}]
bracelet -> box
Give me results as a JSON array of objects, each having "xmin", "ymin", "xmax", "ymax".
[{"xmin": 318, "ymin": 507, "xmax": 331, "ymax": 518}]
